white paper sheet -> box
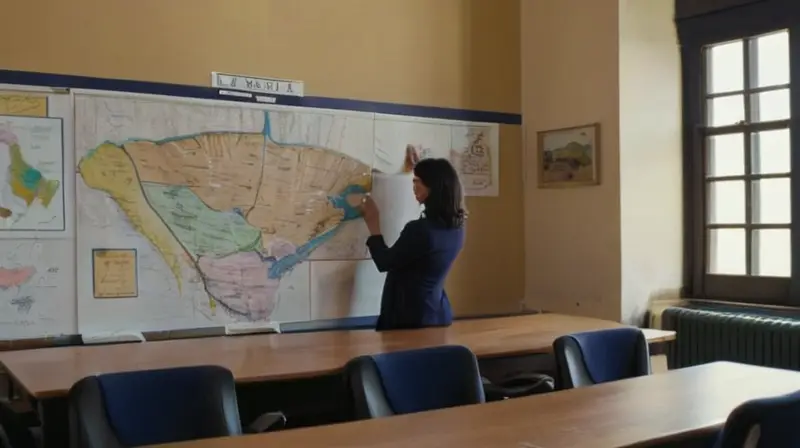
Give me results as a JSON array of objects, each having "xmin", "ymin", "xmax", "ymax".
[{"xmin": 370, "ymin": 172, "xmax": 421, "ymax": 245}]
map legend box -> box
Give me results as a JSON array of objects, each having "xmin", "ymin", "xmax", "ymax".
[{"xmin": 92, "ymin": 248, "xmax": 138, "ymax": 299}]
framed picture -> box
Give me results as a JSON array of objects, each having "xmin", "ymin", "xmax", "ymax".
[{"xmin": 537, "ymin": 123, "xmax": 600, "ymax": 188}]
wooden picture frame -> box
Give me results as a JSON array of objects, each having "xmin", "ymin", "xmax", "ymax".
[{"xmin": 537, "ymin": 123, "xmax": 601, "ymax": 188}]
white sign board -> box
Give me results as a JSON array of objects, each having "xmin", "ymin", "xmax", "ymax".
[{"xmin": 211, "ymin": 72, "xmax": 304, "ymax": 97}]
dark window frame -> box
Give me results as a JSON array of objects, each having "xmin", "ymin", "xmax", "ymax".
[{"xmin": 679, "ymin": 0, "xmax": 800, "ymax": 306}]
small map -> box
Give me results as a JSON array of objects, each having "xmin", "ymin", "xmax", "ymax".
[
  {"xmin": 0, "ymin": 115, "xmax": 64, "ymax": 232},
  {"xmin": 92, "ymin": 249, "xmax": 138, "ymax": 299},
  {"xmin": 0, "ymin": 240, "xmax": 75, "ymax": 339},
  {"xmin": 0, "ymin": 93, "xmax": 47, "ymax": 118},
  {"xmin": 451, "ymin": 125, "xmax": 495, "ymax": 195}
]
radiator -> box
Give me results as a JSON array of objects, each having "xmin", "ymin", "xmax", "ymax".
[{"xmin": 661, "ymin": 306, "xmax": 800, "ymax": 370}]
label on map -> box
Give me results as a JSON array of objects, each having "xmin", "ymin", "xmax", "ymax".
[{"xmin": 212, "ymin": 72, "xmax": 304, "ymax": 97}]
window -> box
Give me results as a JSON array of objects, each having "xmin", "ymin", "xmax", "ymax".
[
  {"xmin": 705, "ymin": 31, "xmax": 791, "ymax": 278},
  {"xmin": 680, "ymin": 2, "xmax": 800, "ymax": 305}
]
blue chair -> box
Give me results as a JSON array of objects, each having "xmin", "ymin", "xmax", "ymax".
[
  {"xmin": 68, "ymin": 365, "xmax": 284, "ymax": 448},
  {"xmin": 552, "ymin": 327, "xmax": 650, "ymax": 389},
  {"xmin": 345, "ymin": 345, "xmax": 485, "ymax": 419},
  {"xmin": 714, "ymin": 390, "xmax": 800, "ymax": 448}
]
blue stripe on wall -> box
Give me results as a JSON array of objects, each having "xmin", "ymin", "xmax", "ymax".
[{"xmin": 0, "ymin": 70, "xmax": 522, "ymax": 125}]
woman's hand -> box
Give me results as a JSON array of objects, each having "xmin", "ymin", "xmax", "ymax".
[
  {"xmin": 402, "ymin": 145, "xmax": 420, "ymax": 173},
  {"xmin": 360, "ymin": 196, "xmax": 381, "ymax": 235}
]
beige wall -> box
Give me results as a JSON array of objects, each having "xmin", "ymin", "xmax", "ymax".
[
  {"xmin": 521, "ymin": 0, "xmax": 623, "ymax": 321},
  {"xmin": 618, "ymin": 0, "xmax": 683, "ymax": 323},
  {"xmin": 522, "ymin": 0, "xmax": 682, "ymax": 323},
  {"xmin": 0, "ymin": 0, "xmax": 525, "ymax": 316}
]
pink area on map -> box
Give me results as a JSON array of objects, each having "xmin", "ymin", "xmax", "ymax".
[
  {"xmin": 197, "ymin": 252, "xmax": 279, "ymax": 321},
  {"xmin": 0, "ymin": 128, "xmax": 18, "ymax": 146},
  {"xmin": 0, "ymin": 266, "xmax": 36, "ymax": 289}
]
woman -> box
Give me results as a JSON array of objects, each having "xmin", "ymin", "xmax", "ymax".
[{"xmin": 360, "ymin": 150, "xmax": 467, "ymax": 331}]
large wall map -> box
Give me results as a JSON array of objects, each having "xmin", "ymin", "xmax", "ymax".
[
  {"xmin": 75, "ymin": 96, "xmax": 381, "ymax": 332},
  {"xmin": 75, "ymin": 94, "xmax": 500, "ymax": 334}
]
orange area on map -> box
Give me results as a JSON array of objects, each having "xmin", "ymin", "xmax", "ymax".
[
  {"xmin": 123, "ymin": 133, "xmax": 265, "ymax": 210},
  {"xmin": 122, "ymin": 133, "xmax": 371, "ymax": 248}
]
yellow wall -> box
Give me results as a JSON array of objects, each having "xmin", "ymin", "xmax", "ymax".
[
  {"xmin": 521, "ymin": 0, "xmax": 622, "ymax": 321},
  {"xmin": 521, "ymin": 0, "xmax": 682, "ymax": 323},
  {"xmin": 0, "ymin": 0, "xmax": 524, "ymax": 316}
]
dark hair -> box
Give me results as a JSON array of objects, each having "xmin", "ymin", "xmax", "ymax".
[{"xmin": 413, "ymin": 158, "xmax": 467, "ymax": 229}]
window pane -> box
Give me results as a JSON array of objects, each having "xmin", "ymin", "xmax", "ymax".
[
  {"xmin": 752, "ymin": 178, "xmax": 791, "ymax": 224},
  {"xmin": 755, "ymin": 30, "xmax": 790, "ymax": 88},
  {"xmin": 752, "ymin": 129, "xmax": 791, "ymax": 174},
  {"xmin": 708, "ymin": 180, "xmax": 746, "ymax": 224},
  {"xmin": 707, "ymin": 40, "xmax": 744, "ymax": 94},
  {"xmin": 707, "ymin": 134, "xmax": 744, "ymax": 177},
  {"xmin": 707, "ymin": 95, "xmax": 745, "ymax": 127},
  {"xmin": 708, "ymin": 228, "xmax": 746, "ymax": 275},
  {"xmin": 752, "ymin": 89, "xmax": 791, "ymax": 122},
  {"xmin": 752, "ymin": 229, "xmax": 791, "ymax": 277}
]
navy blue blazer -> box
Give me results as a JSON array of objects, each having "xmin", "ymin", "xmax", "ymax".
[{"xmin": 366, "ymin": 217, "xmax": 464, "ymax": 331}]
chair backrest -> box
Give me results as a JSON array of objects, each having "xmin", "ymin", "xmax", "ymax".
[
  {"xmin": 553, "ymin": 327, "xmax": 650, "ymax": 389},
  {"xmin": 345, "ymin": 345, "xmax": 485, "ymax": 419},
  {"xmin": 69, "ymin": 365, "xmax": 242, "ymax": 448},
  {"xmin": 715, "ymin": 390, "xmax": 800, "ymax": 448}
]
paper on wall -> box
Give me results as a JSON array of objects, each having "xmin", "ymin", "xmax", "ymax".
[{"xmin": 370, "ymin": 172, "xmax": 421, "ymax": 246}]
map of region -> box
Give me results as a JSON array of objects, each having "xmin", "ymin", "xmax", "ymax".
[
  {"xmin": 76, "ymin": 96, "xmax": 374, "ymax": 326},
  {"xmin": 0, "ymin": 115, "xmax": 64, "ymax": 231},
  {"xmin": 450, "ymin": 125, "xmax": 496, "ymax": 196},
  {"xmin": 0, "ymin": 240, "xmax": 75, "ymax": 340}
]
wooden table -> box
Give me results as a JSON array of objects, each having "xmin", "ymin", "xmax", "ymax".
[
  {"xmin": 151, "ymin": 362, "xmax": 800, "ymax": 448},
  {"xmin": 0, "ymin": 314, "xmax": 674, "ymax": 448},
  {"xmin": 0, "ymin": 314, "xmax": 673, "ymax": 399}
]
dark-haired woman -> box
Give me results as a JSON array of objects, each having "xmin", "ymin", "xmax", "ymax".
[{"xmin": 360, "ymin": 150, "xmax": 467, "ymax": 331}]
